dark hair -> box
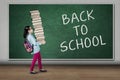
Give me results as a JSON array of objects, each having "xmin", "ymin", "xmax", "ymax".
[{"xmin": 23, "ymin": 26, "xmax": 30, "ymax": 39}]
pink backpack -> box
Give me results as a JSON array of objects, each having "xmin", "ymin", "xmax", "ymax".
[{"xmin": 24, "ymin": 39, "xmax": 33, "ymax": 53}]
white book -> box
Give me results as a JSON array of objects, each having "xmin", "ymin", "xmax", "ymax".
[
  {"xmin": 32, "ymin": 17, "xmax": 41, "ymax": 21},
  {"xmin": 35, "ymin": 32, "xmax": 44, "ymax": 36},
  {"xmin": 33, "ymin": 24, "xmax": 42, "ymax": 27},
  {"xmin": 32, "ymin": 19, "xmax": 41, "ymax": 23},
  {"xmin": 32, "ymin": 21, "xmax": 42, "ymax": 24},
  {"xmin": 31, "ymin": 13, "xmax": 40, "ymax": 17},
  {"xmin": 30, "ymin": 10, "xmax": 39, "ymax": 13},
  {"xmin": 34, "ymin": 30, "xmax": 44, "ymax": 33},
  {"xmin": 35, "ymin": 28, "xmax": 43, "ymax": 31},
  {"xmin": 34, "ymin": 25, "xmax": 42, "ymax": 28},
  {"xmin": 37, "ymin": 36, "xmax": 45, "ymax": 39},
  {"xmin": 31, "ymin": 15, "xmax": 40, "ymax": 19},
  {"xmin": 33, "ymin": 22, "xmax": 42, "ymax": 25}
]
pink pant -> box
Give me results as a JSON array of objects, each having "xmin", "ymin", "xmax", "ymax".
[{"xmin": 30, "ymin": 51, "xmax": 42, "ymax": 71}]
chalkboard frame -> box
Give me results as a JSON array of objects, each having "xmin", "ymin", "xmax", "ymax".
[{"xmin": 9, "ymin": 4, "xmax": 115, "ymax": 61}]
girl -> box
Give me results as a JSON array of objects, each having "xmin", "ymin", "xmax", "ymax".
[{"xmin": 23, "ymin": 26, "xmax": 47, "ymax": 74}]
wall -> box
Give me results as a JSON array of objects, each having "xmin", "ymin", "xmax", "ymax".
[{"xmin": 0, "ymin": 0, "xmax": 120, "ymax": 64}]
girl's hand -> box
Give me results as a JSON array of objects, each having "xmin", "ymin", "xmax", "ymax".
[
  {"xmin": 41, "ymin": 40, "xmax": 46, "ymax": 45},
  {"xmin": 38, "ymin": 40, "xmax": 46, "ymax": 45}
]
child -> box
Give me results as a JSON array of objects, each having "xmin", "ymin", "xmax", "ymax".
[{"xmin": 23, "ymin": 26, "xmax": 47, "ymax": 74}]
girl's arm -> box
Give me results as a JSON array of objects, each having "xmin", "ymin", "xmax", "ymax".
[
  {"xmin": 37, "ymin": 42, "xmax": 41, "ymax": 45},
  {"xmin": 28, "ymin": 35, "xmax": 37, "ymax": 46}
]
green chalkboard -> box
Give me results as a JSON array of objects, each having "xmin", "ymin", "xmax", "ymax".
[{"xmin": 9, "ymin": 4, "xmax": 113, "ymax": 59}]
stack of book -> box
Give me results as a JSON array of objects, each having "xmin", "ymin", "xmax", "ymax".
[{"xmin": 30, "ymin": 10, "xmax": 46, "ymax": 45}]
